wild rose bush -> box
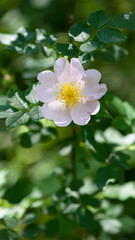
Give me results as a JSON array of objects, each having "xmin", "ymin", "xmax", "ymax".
[
  {"xmin": 0, "ymin": 10, "xmax": 135, "ymax": 240},
  {"xmin": 35, "ymin": 57, "xmax": 107, "ymax": 126}
]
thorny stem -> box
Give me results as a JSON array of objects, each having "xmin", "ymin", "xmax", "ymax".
[
  {"xmin": 70, "ymin": 126, "xmax": 77, "ymax": 180},
  {"xmin": 18, "ymin": 219, "xmax": 23, "ymax": 240}
]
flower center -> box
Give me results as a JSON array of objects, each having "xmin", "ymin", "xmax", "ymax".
[{"xmin": 56, "ymin": 81, "xmax": 85, "ymax": 109}]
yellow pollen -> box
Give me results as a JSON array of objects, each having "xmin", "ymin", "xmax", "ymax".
[{"xmin": 56, "ymin": 81, "xmax": 85, "ymax": 109}]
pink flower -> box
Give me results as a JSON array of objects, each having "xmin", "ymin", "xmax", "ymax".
[{"xmin": 35, "ymin": 57, "xmax": 107, "ymax": 127}]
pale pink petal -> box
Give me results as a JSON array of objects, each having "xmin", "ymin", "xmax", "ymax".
[
  {"xmin": 35, "ymin": 70, "xmax": 58, "ymax": 102},
  {"xmin": 70, "ymin": 104, "xmax": 91, "ymax": 125},
  {"xmin": 54, "ymin": 120, "xmax": 71, "ymax": 127},
  {"xmin": 37, "ymin": 70, "xmax": 57, "ymax": 84},
  {"xmin": 83, "ymin": 69, "xmax": 102, "ymax": 86},
  {"xmin": 35, "ymin": 84, "xmax": 57, "ymax": 103},
  {"xmin": 70, "ymin": 58, "xmax": 84, "ymax": 82},
  {"xmin": 42, "ymin": 100, "xmax": 72, "ymax": 127},
  {"xmin": 83, "ymin": 83, "xmax": 107, "ymax": 100},
  {"xmin": 54, "ymin": 57, "xmax": 70, "ymax": 83},
  {"xmin": 82, "ymin": 69, "xmax": 107, "ymax": 100},
  {"xmin": 84, "ymin": 100, "xmax": 100, "ymax": 115}
]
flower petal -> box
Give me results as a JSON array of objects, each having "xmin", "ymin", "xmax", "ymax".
[
  {"xmin": 84, "ymin": 100, "xmax": 100, "ymax": 115},
  {"xmin": 34, "ymin": 83, "xmax": 57, "ymax": 103},
  {"xmin": 42, "ymin": 100, "xmax": 72, "ymax": 127},
  {"xmin": 54, "ymin": 120, "xmax": 71, "ymax": 127},
  {"xmin": 35, "ymin": 70, "xmax": 58, "ymax": 102},
  {"xmin": 82, "ymin": 69, "xmax": 107, "ymax": 100},
  {"xmin": 83, "ymin": 82, "xmax": 107, "ymax": 100},
  {"xmin": 70, "ymin": 104, "xmax": 91, "ymax": 125},
  {"xmin": 54, "ymin": 57, "xmax": 70, "ymax": 83},
  {"xmin": 37, "ymin": 70, "xmax": 56, "ymax": 84},
  {"xmin": 83, "ymin": 69, "xmax": 102, "ymax": 85},
  {"xmin": 70, "ymin": 58, "xmax": 84, "ymax": 82}
]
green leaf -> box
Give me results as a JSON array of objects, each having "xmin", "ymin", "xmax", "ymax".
[
  {"xmin": 35, "ymin": 28, "xmax": 47, "ymax": 44},
  {"xmin": 23, "ymin": 44, "xmax": 39, "ymax": 55},
  {"xmin": 105, "ymin": 93, "xmax": 125, "ymax": 116},
  {"xmin": 56, "ymin": 43, "xmax": 78, "ymax": 56},
  {"xmin": 112, "ymin": 116, "xmax": 132, "ymax": 130},
  {"xmin": 0, "ymin": 33, "xmax": 17, "ymax": 45},
  {"xmin": 110, "ymin": 152, "xmax": 130, "ymax": 170},
  {"xmin": 87, "ymin": 10, "xmax": 110, "ymax": 29},
  {"xmin": 25, "ymin": 84, "xmax": 39, "ymax": 104},
  {"xmin": 8, "ymin": 89, "xmax": 29, "ymax": 110},
  {"xmin": 63, "ymin": 204, "xmax": 80, "ymax": 214},
  {"xmin": 22, "ymin": 213, "xmax": 37, "ymax": 224},
  {"xmin": 19, "ymin": 125, "xmax": 57, "ymax": 148},
  {"xmin": 0, "ymin": 169, "xmax": 8, "ymax": 188},
  {"xmin": 80, "ymin": 195, "xmax": 100, "ymax": 207},
  {"xmin": 96, "ymin": 102, "xmax": 112, "ymax": 119},
  {"xmin": 3, "ymin": 216, "xmax": 18, "ymax": 228},
  {"xmin": 0, "ymin": 229, "xmax": 18, "ymax": 240},
  {"xmin": 19, "ymin": 131, "xmax": 41, "ymax": 148},
  {"xmin": 46, "ymin": 34, "xmax": 57, "ymax": 45},
  {"xmin": 9, "ymin": 37, "xmax": 25, "ymax": 49},
  {"xmin": 45, "ymin": 219, "xmax": 59, "ymax": 237},
  {"xmin": 0, "ymin": 96, "xmax": 8, "ymax": 105},
  {"xmin": 96, "ymin": 166, "xmax": 124, "ymax": 190},
  {"xmin": 107, "ymin": 12, "xmax": 135, "ymax": 30},
  {"xmin": 78, "ymin": 52, "xmax": 91, "ymax": 64},
  {"xmin": 105, "ymin": 93, "xmax": 135, "ymax": 119},
  {"xmin": 28, "ymin": 122, "xmax": 42, "ymax": 132},
  {"xmin": 101, "ymin": 45, "xmax": 128, "ymax": 63},
  {"xmin": 0, "ymin": 105, "xmax": 17, "ymax": 119},
  {"xmin": 29, "ymin": 106, "xmax": 43, "ymax": 121},
  {"xmin": 120, "ymin": 216, "xmax": 135, "ymax": 234},
  {"xmin": 40, "ymin": 127, "xmax": 58, "ymax": 142},
  {"xmin": 22, "ymin": 223, "xmax": 45, "ymax": 239},
  {"xmin": 42, "ymin": 127, "xmax": 57, "ymax": 137},
  {"xmin": 80, "ymin": 41, "xmax": 98, "ymax": 53},
  {"xmin": 100, "ymin": 218, "xmax": 122, "ymax": 234},
  {"xmin": 22, "ymin": 69, "xmax": 38, "ymax": 79},
  {"xmin": 96, "ymin": 28, "xmax": 127, "ymax": 43},
  {"xmin": 6, "ymin": 111, "xmax": 29, "ymax": 128},
  {"xmin": 92, "ymin": 143, "xmax": 109, "ymax": 162},
  {"xmin": 70, "ymin": 180, "xmax": 83, "ymax": 191},
  {"xmin": 103, "ymin": 181, "xmax": 135, "ymax": 200},
  {"xmin": 41, "ymin": 46, "xmax": 53, "ymax": 57},
  {"xmin": 17, "ymin": 27, "xmax": 35, "ymax": 43},
  {"xmin": 4, "ymin": 45, "xmax": 22, "ymax": 54},
  {"xmin": 99, "ymin": 127, "xmax": 135, "ymax": 146},
  {"xmin": 81, "ymin": 125, "xmax": 97, "ymax": 152},
  {"xmin": 123, "ymin": 102, "xmax": 135, "ymax": 120},
  {"xmin": 35, "ymin": 28, "xmax": 57, "ymax": 44},
  {"xmin": 76, "ymin": 208, "xmax": 95, "ymax": 230},
  {"xmin": 69, "ymin": 22, "xmax": 91, "ymax": 42}
]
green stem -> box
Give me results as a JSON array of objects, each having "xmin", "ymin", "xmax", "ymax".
[
  {"xmin": 70, "ymin": 126, "xmax": 77, "ymax": 180},
  {"xmin": 18, "ymin": 219, "xmax": 23, "ymax": 240}
]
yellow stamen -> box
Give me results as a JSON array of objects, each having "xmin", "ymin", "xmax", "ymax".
[{"xmin": 56, "ymin": 81, "xmax": 85, "ymax": 109}]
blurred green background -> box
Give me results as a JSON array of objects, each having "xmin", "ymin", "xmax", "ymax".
[{"xmin": 0, "ymin": 0, "xmax": 135, "ymax": 239}]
